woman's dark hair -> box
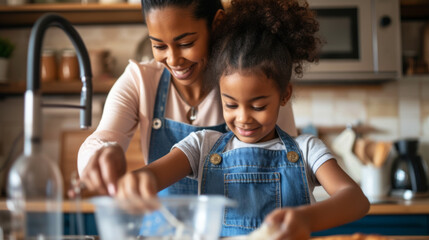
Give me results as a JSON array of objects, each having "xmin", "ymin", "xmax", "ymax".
[
  {"xmin": 141, "ymin": 0, "xmax": 223, "ymax": 28},
  {"xmin": 207, "ymin": 0, "xmax": 321, "ymax": 92}
]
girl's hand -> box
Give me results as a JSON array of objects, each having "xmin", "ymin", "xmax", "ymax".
[
  {"xmin": 264, "ymin": 208, "xmax": 311, "ymax": 240},
  {"xmin": 116, "ymin": 169, "xmax": 160, "ymax": 211},
  {"xmin": 73, "ymin": 144, "xmax": 127, "ymax": 197}
]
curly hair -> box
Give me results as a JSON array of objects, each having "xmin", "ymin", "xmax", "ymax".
[{"xmin": 207, "ymin": 0, "xmax": 321, "ymax": 92}]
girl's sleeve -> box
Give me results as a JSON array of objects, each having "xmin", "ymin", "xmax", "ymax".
[
  {"xmin": 297, "ymin": 134, "xmax": 336, "ymax": 186},
  {"xmin": 77, "ymin": 61, "xmax": 155, "ymax": 175},
  {"xmin": 172, "ymin": 130, "xmax": 222, "ymax": 179}
]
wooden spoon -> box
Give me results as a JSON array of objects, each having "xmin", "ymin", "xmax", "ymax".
[
  {"xmin": 354, "ymin": 138, "xmax": 370, "ymax": 165},
  {"xmin": 364, "ymin": 140, "xmax": 377, "ymax": 165},
  {"xmin": 373, "ymin": 141, "xmax": 393, "ymax": 168}
]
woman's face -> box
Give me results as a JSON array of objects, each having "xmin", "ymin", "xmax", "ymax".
[{"xmin": 146, "ymin": 6, "xmax": 210, "ymax": 87}]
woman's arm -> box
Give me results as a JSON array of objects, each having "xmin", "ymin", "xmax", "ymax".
[
  {"xmin": 266, "ymin": 159, "xmax": 370, "ymax": 240},
  {"xmin": 76, "ymin": 61, "xmax": 159, "ymax": 196}
]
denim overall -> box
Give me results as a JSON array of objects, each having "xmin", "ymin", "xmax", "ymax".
[
  {"xmin": 201, "ymin": 126, "xmax": 311, "ymax": 237},
  {"xmin": 141, "ymin": 69, "xmax": 227, "ymax": 236}
]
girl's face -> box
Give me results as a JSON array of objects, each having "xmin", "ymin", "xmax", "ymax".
[
  {"xmin": 146, "ymin": 6, "xmax": 210, "ymax": 87},
  {"xmin": 220, "ymin": 71, "xmax": 289, "ymax": 143}
]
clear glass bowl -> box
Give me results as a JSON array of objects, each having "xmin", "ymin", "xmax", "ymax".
[{"xmin": 91, "ymin": 195, "xmax": 236, "ymax": 240}]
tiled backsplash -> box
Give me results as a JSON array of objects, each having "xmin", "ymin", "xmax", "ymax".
[{"xmin": 1, "ymin": 22, "xmax": 429, "ymax": 195}]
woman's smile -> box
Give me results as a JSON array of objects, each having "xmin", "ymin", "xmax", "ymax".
[
  {"xmin": 146, "ymin": 7, "xmax": 210, "ymax": 87},
  {"xmin": 170, "ymin": 63, "xmax": 196, "ymax": 80}
]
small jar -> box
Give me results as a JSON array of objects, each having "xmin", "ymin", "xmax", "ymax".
[
  {"xmin": 59, "ymin": 49, "xmax": 80, "ymax": 82},
  {"xmin": 41, "ymin": 49, "xmax": 57, "ymax": 82}
]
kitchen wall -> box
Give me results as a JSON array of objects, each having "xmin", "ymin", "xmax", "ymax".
[{"xmin": 1, "ymin": 21, "xmax": 429, "ymax": 195}]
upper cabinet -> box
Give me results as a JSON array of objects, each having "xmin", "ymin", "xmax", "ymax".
[
  {"xmin": 0, "ymin": 0, "xmax": 427, "ymax": 28},
  {"xmin": 0, "ymin": 3, "xmax": 144, "ymax": 28},
  {"xmin": 401, "ymin": 0, "xmax": 429, "ymax": 20}
]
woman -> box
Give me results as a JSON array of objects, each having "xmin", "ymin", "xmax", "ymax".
[{"xmin": 77, "ymin": 0, "xmax": 297, "ymax": 197}]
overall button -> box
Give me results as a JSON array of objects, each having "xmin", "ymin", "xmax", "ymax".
[
  {"xmin": 210, "ymin": 153, "xmax": 222, "ymax": 165},
  {"xmin": 152, "ymin": 118, "xmax": 162, "ymax": 129},
  {"xmin": 287, "ymin": 151, "xmax": 299, "ymax": 163}
]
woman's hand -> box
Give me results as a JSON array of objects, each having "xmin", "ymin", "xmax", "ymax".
[
  {"xmin": 72, "ymin": 144, "xmax": 127, "ymax": 197},
  {"xmin": 264, "ymin": 207, "xmax": 311, "ymax": 240}
]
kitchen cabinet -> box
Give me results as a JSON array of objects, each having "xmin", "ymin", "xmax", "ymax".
[
  {"xmin": 58, "ymin": 199, "xmax": 429, "ymax": 236},
  {"xmin": 0, "ymin": 3, "xmax": 144, "ymax": 28},
  {"xmin": 1, "ymin": 199, "xmax": 429, "ymax": 237},
  {"xmin": 0, "ymin": 0, "xmax": 427, "ymax": 28},
  {"xmin": 401, "ymin": 0, "xmax": 429, "ymax": 20},
  {"xmin": 63, "ymin": 199, "xmax": 429, "ymax": 237}
]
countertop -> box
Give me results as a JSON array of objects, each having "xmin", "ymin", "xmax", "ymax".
[{"xmin": 0, "ymin": 197, "xmax": 429, "ymax": 214}]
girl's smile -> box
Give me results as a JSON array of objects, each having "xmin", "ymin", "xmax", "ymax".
[
  {"xmin": 236, "ymin": 126, "xmax": 259, "ymax": 137},
  {"xmin": 220, "ymin": 70, "xmax": 289, "ymax": 143}
]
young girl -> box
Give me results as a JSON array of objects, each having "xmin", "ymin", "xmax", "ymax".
[{"xmin": 116, "ymin": 0, "xmax": 370, "ymax": 238}]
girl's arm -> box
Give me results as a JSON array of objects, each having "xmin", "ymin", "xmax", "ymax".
[
  {"xmin": 265, "ymin": 159, "xmax": 370, "ymax": 239},
  {"xmin": 116, "ymin": 147, "xmax": 192, "ymax": 199}
]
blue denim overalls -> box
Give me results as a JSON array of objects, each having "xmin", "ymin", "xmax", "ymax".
[
  {"xmin": 201, "ymin": 126, "xmax": 311, "ymax": 237},
  {"xmin": 140, "ymin": 69, "xmax": 227, "ymax": 236},
  {"xmin": 148, "ymin": 68, "xmax": 227, "ymax": 195}
]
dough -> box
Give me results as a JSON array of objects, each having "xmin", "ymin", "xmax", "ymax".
[
  {"xmin": 248, "ymin": 223, "xmax": 279, "ymax": 239},
  {"xmin": 312, "ymin": 233, "xmax": 393, "ymax": 240}
]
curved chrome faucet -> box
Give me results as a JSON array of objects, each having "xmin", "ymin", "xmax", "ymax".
[{"xmin": 25, "ymin": 13, "xmax": 92, "ymax": 155}]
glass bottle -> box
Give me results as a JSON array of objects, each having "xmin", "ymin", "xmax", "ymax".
[
  {"xmin": 8, "ymin": 153, "xmax": 63, "ymax": 239},
  {"xmin": 7, "ymin": 92, "xmax": 63, "ymax": 240}
]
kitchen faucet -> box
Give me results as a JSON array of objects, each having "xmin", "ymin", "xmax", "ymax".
[
  {"xmin": 7, "ymin": 13, "xmax": 92, "ymax": 239},
  {"xmin": 25, "ymin": 13, "xmax": 92, "ymax": 155}
]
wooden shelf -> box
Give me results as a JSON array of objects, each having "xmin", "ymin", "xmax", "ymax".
[
  {"xmin": 0, "ymin": 3, "xmax": 144, "ymax": 27},
  {"xmin": 0, "ymin": 78, "xmax": 116, "ymax": 95}
]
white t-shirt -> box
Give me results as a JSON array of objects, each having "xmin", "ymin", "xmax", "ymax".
[{"xmin": 173, "ymin": 130, "xmax": 335, "ymax": 203}]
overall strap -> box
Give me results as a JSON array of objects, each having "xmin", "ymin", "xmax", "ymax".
[
  {"xmin": 277, "ymin": 125, "xmax": 303, "ymax": 162},
  {"xmin": 209, "ymin": 131, "xmax": 235, "ymax": 154},
  {"xmin": 152, "ymin": 68, "xmax": 171, "ymax": 119}
]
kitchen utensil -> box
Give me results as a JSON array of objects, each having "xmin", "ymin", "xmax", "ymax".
[
  {"xmin": 365, "ymin": 140, "xmax": 377, "ymax": 164},
  {"xmin": 91, "ymin": 195, "xmax": 236, "ymax": 240},
  {"xmin": 391, "ymin": 139, "xmax": 429, "ymax": 199},
  {"xmin": 332, "ymin": 127, "xmax": 361, "ymax": 183},
  {"xmin": 373, "ymin": 142, "xmax": 392, "ymax": 168},
  {"xmin": 70, "ymin": 172, "xmax": 85, "ymax": 237},
  {"xmin": 354, "ymin": 138, "xmax": 371, "ymax": 165},
  {"xmin": 361, "ymin": 164, "xmax": 392, "ymax": 203}
]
